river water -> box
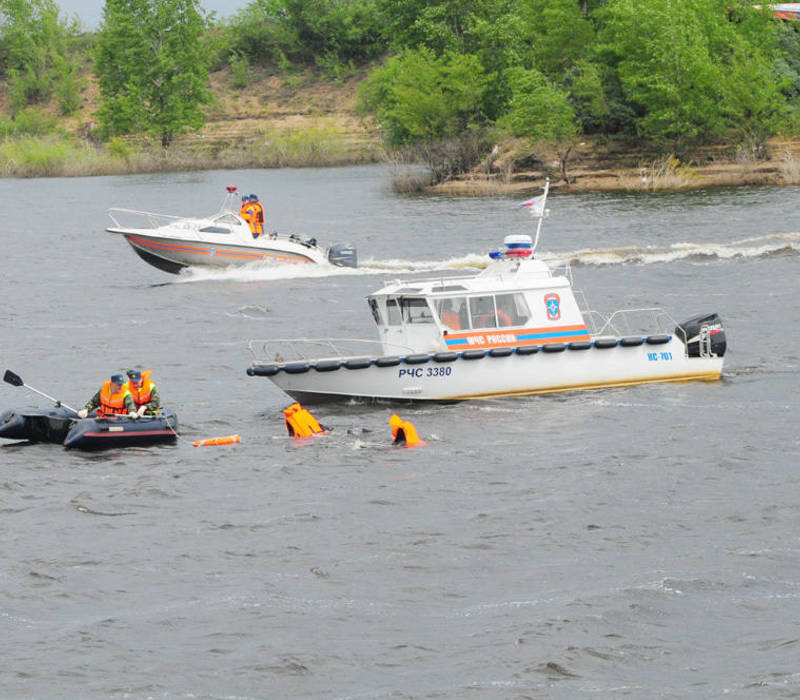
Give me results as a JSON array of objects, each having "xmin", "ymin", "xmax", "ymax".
[{"xmin": 1, "ymin": 166, "xmax": 799, "ymax": 698}]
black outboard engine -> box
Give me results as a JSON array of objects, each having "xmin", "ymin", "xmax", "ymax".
[
  {"xmin": 328, "ymin": 242, "xmax": 358, "ymax": 268},
  {"xmin": 675, "ymin": 312, "xmax": 726, "ymax": 357}
]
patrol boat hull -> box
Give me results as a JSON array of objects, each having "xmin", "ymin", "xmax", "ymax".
[
  {"xmin": 246, "ymin": 179, "xmax": 726, "ymax": 403},
  {"xmin": 248, "ymin": 334, "xmax": 724, "ymax": 402},
  {"xmin": 63, "ymin": 409, "xmax": 179, "ymax": 450}
]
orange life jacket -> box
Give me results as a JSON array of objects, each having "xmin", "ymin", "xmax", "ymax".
[
  {"xmin": 240, "ymin": 203, "xmax": 254, "ymax": 227},
  {"xmin": 440, "ymin": 310, "xmax": 461, "ymax": 329},
  {"xmin": 128, "ymin": 371, "xmax": 154, "ymax": 407},
  {"xmin": 99, "ymin": 380, "xmax": 131, "ymax": 415},
  {"xmin": 249, "ymin": 201, "xmax": 264, "ymax": 235},
  {"xmin": 389, "ymin": 413, "xmax": 425, "ymax": 447},
  {"xmin": 283, "ymin": 402, "xmax": 324, "ymax": 438}
]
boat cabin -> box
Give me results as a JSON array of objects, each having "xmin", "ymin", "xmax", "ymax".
[{"xmin": 367, "ymin": 254, "xmax": 591, "ymax": 355}]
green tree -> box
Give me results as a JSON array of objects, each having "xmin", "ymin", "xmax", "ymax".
[
  {"xmin": 596, "ymin": 0, "xmax": 787, "ymax": 147},
  {"xmin": 225, "ymin": 0, "xmax": 385, "ymax": 68},
  {"xmin": 94, "ymin": 0, "xmax": 212, "ymax": 148},
  {"xmin": 502, "ymin": 66, "xmax": 579, "ymax": 181},
  {"xmin": 0, "ymin": 0, "xmax": 82, "ymax": 114},
  {"xmin": 358, "ymin": 47, "xmax": 487, "ymax": 146}
]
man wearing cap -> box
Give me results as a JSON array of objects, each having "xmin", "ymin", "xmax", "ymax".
[
  {"xmin": 247, "ymin": 193, "xmax": 264, "ymax": 238},
  {"xmin": 77, "ymin": 373, "xmax": 136, "ymax": 418},
  {"xmin": 126, "ymin": 369, "xmax": 161, "ymax": 417}
]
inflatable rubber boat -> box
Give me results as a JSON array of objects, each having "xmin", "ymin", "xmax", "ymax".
[{"xmin": 0, "ymin": 406, "xmax": 179, "ymax": 450}]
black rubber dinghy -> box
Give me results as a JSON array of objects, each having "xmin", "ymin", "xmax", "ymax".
[
  {"xmin": 0, "ymin": 406, "xmax": 76, "ymax": 443},
  {"xmin": 63, "ymin": 409, "xmax": 179, "ymax": 450}
]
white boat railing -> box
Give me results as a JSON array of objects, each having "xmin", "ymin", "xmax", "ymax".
[
  {"xmin": 248, "ymin": 337, "xmax": 417, "ymax": 363},
  {"xmin": 585, "ymin": 307, "xmax": 678, "ymax": 338},
  {"xmin": 108, "ymin": 208, "xmax": 189, "ymax": 230}
]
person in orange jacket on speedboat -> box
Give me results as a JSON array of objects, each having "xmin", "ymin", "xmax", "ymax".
[
  {"xmin": 126, "ymin": 369, "xmax": 161, "ymax": 416},
  {"xmin": 240, "ymin": 194, "xmax": 252, "ymax": 220},
  {"xmin": 246, "ymin": 193, "xmax": 264, "ymax": 238},
  {"xmin": 77, "ymin": 373, "xmax": 136, "ymax": 418}
]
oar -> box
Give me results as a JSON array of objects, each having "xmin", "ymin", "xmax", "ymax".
[{"xmin": 3, "ymin": 369, "xmax": 79, "ymax": 415}]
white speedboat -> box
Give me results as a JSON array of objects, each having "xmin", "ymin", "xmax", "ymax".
[
  {"xmin": 246, "ymin": 181, "xmax": 726, "ymax": 402},
  {"xmin": 107, "ymin": 186, "xmax": 357, "ymax": 274}
]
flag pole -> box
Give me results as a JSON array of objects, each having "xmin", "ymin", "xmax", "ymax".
[{"xmin": 532, "ymin": 178, "xmax": 550, "ymax": 253}]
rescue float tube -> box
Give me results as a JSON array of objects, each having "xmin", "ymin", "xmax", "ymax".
[
  {"xmin": 314, "ymin": 360, "xmax": 342, "ymax": 372},
  {"xmin": 434, "ymin": 352, "xmax": 458, "ymax": 362},
  {"xmin": 620, "ymin": 336, "xmax": 644, "ymax": 347},
  {"xmin": 569, "ymin": 341, "xmax": 593, "ymax": 350},
  {"xmin": 593, "ymin": 337, "xmax": 619, "ymax": 349},
  {"xmin": 461, "ymin": 349, "xmax": 486, "ymax": 360},
  {"xmin": 0, "ymin": 405, "xmax": 76, "ymax": 443},
  {"xmin": 345, "ymin": 358, "xmax": 372, "ymax": 370},
  {"xmin": 489, "ymin": 347, "xmax": 513, "ymax": 357},
  {"xmin": 375, "ymin": 356, "xmax": 401, "ymax": 367},
  {"xmin": 515, "ymin": 345, "xmax": 539, "ymax": 355},
  {"xmin": 646, "ymin": 334, "xmax": 671, "ymax": 345},
  {"xmin": 62, "ymin": 409, "xmax": 179, "ymax": 450},
  {"xmin": 404, "ymin": 354, "xmax": 430, "ymax": 365}
]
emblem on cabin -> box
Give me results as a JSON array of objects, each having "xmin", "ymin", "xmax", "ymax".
[{"xmin": 545, "ymin": 292, "xmax": 560, "ymax": 320}]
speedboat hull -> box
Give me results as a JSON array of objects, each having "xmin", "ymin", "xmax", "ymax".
[
  {"xmin": 0, "ymin": 406, "xmax": 76, "ymax": 443},
  {"xmin": 63, "ymin": 409, "xmax": 179, "ymax": 450},
  {"xmin": 248, "ymin": 334, "xmax": 723, "ymax": 402},
  {"xmin": 118, "ymin": 232, "xmax": 318, "ymax": 273}
]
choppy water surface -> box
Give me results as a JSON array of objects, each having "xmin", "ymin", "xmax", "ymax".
[{"xmin": 1, "ymin": 167, "xmax": 799, "ymax": 698}]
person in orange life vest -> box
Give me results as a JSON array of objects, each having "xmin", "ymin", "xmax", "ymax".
[
  {"xmin": 247, "ymin": 193, "xmax": 264, "ymax": 238},
  {"xmin": 126, "ymin": 369, "xmax": 161, "ymax": 417},
  {"xmin": 283, "ymin": 402, "xmax": 326, "ymax": 437},
  {"xmin": 77, "ymin": 373, "xmax": 136, "ymax": 418},
  {"xmin": 389, "ymin": 413, "xmax": 425, "ymax": 447},
  {"xmin": 438, "ymin": 299, "xmax": 461, "ymax": 330},
  {"xmin": 240, "ymin": 195, "xmax": 255, "ymax": 230}
]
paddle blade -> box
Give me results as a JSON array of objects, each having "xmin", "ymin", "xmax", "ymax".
[{"xmin": 3, "ymin": 369, "xmax": 24, "ymax": 387}]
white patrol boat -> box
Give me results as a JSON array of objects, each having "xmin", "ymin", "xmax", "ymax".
[
  {"xmin": 107, "ymin": 186, "xmax": 357, "ymax": 275},
  {"xmin": 247, "ymin": 181, "xmax": 726, "ymax": 402}
]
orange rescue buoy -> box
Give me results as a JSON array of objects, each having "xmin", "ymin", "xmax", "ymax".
[
  {"xmin": 389, "ymin": 413, "xmax": 426, "ymax": 448},
  {"xmin": 193, "ymin": 434, "xmax": 241, "ymax": 447}
]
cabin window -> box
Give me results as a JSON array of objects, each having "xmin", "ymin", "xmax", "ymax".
[
  {"xmin": 215, "ymin": 214, "xmax": 240, "ymax": 225},
  {"xmin": 386, "ymin": 298, "xmax": 402, "ymax": 326},
  {"xmin": 400, "ymin": 297, "xmax": 434, "ymax": 324},
  {"xmin": 434, "ymin": 296, "xmax": 468, "ymax": 331},
  {"xmin": 469, "ymin": 295, "xmax": 498, "ymax": 329},
  {"xmin": 496, "ymin": 293, "xmax": 530, "ymax": 326},
  {"xmin": 368, "ymin": 299, "xmax": 383, "ymax": 325},
  {"xmin": 199, "ymin": 226, "xmax": 231, "ymax": 234}
]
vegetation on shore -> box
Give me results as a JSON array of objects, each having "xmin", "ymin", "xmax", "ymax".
[{"xmin": 2, "ymin": 0, "xmax": 800, "ymax": 192}]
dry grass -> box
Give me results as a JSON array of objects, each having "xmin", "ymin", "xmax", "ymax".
[
  {"xmin": 618, "ymin": 154, "xmax": 698, "ymax": 191},
  {"xmin": 776, "ymin": 147, "xmax": 800, "ymax": 184}
]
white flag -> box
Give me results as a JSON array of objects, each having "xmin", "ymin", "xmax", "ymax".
[{"xmin": 518, "ymin": 194, "xmax": 545, "ymax": 215}]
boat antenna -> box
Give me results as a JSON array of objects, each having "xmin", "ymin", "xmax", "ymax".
[{"xmin": 531, "ymin": 177, "xmax": 550, "ymax": 252}]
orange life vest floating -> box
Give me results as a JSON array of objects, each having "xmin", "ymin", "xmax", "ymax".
[
  {"xmin": 193, "ymin": 434, "xmax": 241, "ymax": 447},
  {"xmin": 389, "ymin": 413, "xmax": 426, "ymax": 448},
  {"xmin": 283, "ymin": 402, "xmax": 325, "ymax": 438}
]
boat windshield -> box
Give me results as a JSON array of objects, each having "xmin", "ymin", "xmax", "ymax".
[
  {"xmin": 435, "ymin": 293, "xmax": 530, "ymax": 330},
  {"xmin": 400, "ymin": 297, "xmax": 434, "ymax": 324}
]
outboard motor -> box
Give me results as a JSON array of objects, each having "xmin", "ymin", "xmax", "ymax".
[
  {"xmin": 675, "ymin": 312, "xmax": 726, "ymax": 358},
  {"xmin": 328, "ymin": 242, "xmax": 358, "ymax": 268}
]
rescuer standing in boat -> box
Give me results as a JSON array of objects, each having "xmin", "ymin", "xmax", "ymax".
[
  {"xmin": 126, "ymin": 369, "xmax": 161, "ymax": 416},
  {"xmin": 77, "ymin": 373, "xmax": 136, "ymax": 418},
  {"xmin": 247, "ymin": 193, "xmax": 264, "ymax": 238}
]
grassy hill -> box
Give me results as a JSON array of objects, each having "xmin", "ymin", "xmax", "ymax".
[{"xmin": 4, "ymin": 61, "xmax": 800, "ymax": 191}]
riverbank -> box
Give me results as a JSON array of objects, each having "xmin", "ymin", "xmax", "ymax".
[{"xmin": 4, "ymin": 64, "xmax": 800, "ymax": 191}]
